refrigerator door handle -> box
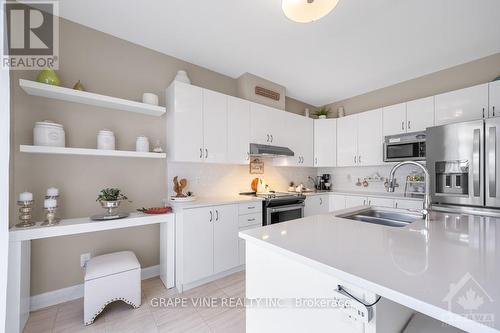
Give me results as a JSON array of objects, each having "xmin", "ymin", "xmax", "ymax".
[
  {"xmin": 488, "ymin": 126, "xmax": 496, "ymax": 198},
  {"xmin": 473, "ymin": 128, "xmax": 481, "ymax": 197}
]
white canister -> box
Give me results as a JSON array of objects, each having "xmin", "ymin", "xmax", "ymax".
[
  {"xmin": 136, "ymin": 136, "xmax": 149, "ymax": 152},
  {"xmin": 97, "ymin": 130, "xmax": 115, "ymax": 150},
  {"xmin": 33, "ymin": 121, "xmax": 65, "ymax": 147},
  {"xmin": 174, "ymin": 70, "xmax": 191, "ymax": 84},
  {"xmin": 142, "ymin": 93, "xmax": 159, "ymax": 106}
]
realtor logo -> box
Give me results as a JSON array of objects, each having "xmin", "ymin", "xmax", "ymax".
[
  {"xmin": 2, "ymin": 1, "xmax": 59, "ymax": 69},
  {"xmin": 443, "ymin": 273, "xmax": 494, "ymax": 325}
]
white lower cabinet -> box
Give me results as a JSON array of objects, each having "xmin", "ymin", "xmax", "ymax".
[
  {"xmin": 238, "ymin": 202, "xmax": 262, "ymax": 266},
  {"xmin": 367, "ymin": 197, "xmax": 394, "ymax": 208},
  {"xmin": 246, "ymin": 241, "xmax": 413, "ymax": 333},
  {"xmin": 179, "ymin": 204, "xmax": 239, "ymax": 287},
  {"xmin": 394, "ymin": 199, "xmax": 423, "ymax": 210},
  {"xmin": 332, "ymin": 194, "xmax": 423, "ymax": 211},
  {"xmin": 213, "ymin": 205, "xmax": 239, "ymax": 274},
  {"xmin": 329, "ymin": 194, "xmax": 346, "ymax": 212},
  {"xmin": 304, "ymin": 194, "xmax": 329, "ymax": 217},
  {"xmin": 345, "ymin": 195, "xmax": 367, "ymax": 208}
]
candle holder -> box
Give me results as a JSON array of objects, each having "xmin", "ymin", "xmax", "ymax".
[
  {"xmin": 16, "ymin": 200, "xmax": 35, "ymax": 228},
  {"xmin": 41, "ymin": 206, "xmax": 61, "ymax": 226}
]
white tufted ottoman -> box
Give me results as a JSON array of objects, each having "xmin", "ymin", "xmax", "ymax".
[{"xmin": 84, "ymin": 251, "xmax": 141, "ymax": 325}]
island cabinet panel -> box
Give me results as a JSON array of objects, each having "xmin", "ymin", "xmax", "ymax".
[{"xmin": 245, "ymin": 241, "xmax": 413, "ymax": 333}]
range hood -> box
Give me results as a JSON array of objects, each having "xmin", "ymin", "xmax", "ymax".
[{"xmin": 249, "ymin": 143, "xmax": 294, "ymax": 157}]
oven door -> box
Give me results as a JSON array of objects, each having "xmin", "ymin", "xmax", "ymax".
[
  {"xmin": 384, "ymin": 142, "xmax": 425, "ymax": 162},
  {"xmin": 265, "ymin": 203, "xmax": 304, "ymax": 226}
]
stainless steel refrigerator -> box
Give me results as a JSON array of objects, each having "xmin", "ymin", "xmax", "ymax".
[{"xmin": 427, "ymin": 118, "xmax": 500, "ymax": 208}]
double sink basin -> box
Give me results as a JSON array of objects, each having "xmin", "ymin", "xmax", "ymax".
[{"xmin": 338, "ymin": 207, "xmax": 422, "ymax": 227}]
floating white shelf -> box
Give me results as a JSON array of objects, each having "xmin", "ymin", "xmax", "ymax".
[
  {"xmin": 19, "ymin": 79, "xmax": 166, "ymax": 117},
  {"xmin": 9, "ymin": 213, "xmax": 174, "ymax": 241},
  {"xmin": 20, "ymin": 145, "xmax": 166, "ymax": 159}
]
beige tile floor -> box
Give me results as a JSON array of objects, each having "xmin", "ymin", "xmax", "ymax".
[{"xmin": 23, "ymin": 271, "xmax": 246, "ymax": 333}]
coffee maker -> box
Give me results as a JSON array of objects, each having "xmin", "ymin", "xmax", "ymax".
[{"xmin": 321, "ymin": 174, "xmax": 331, "ymax": 191}]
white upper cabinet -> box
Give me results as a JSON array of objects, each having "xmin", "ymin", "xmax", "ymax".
[
  {"xmin": 227, "ymin": 96, "xmax": 250, "ymax": 164},
  {"xmin": 357, "ymin": 108, "xmax": 383, "ymax": 166},
  {"xmin": 203, "ymin": 90, "xmax": 227, "ymax": 163},
  {"xmin": 166, "ymin": 82, "xmax": 204, "ymax": 162},
  {"xmin": 337, "ymin": 109, "xmax": 383, "ymax": 167},
  {"xmin": 383, "ymin": 103, "xmax": 407, "ymax": 136},
  {"xmin": 337, "ymin": 114, "xmax": 358, "ymax": 167},
  {"xmin": 274, "ymin": 113, "xmax": 313, "ymax": 167},
  {"xmin": 406, "ymin": 96, "xmax": 434, "ymax": 132},
  {"xmin": 384, "ymin": 98, "xmax": 434, "ymax": 136},
  {"xmin": 250, "ymin": 103, "xmax": 280, "ymax": 145},
  {"xmin": 434, "ymin": 83, "xmax": 488, "ymax": 126},
  {"xmin": 489, "ymin": 80, "xmax": 500, "ymax": 118},
  {"xmin": 314, "ymin": 119, "xmax": 337, "ymax": 167}
]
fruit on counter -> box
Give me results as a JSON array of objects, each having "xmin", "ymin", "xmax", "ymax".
[
  {"xmin": 137, "ymin": 207, "xmax": 172, "ymax": 214},
  {"xmin": 251, "ymin": 178, "xmax": 259, "ymax": 192}
]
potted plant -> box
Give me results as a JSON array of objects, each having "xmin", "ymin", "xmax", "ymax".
[
  {"xmin": 96, "ymin": 188, "xmax": 129, "ymax": 216},
  {"xmin": 314, "ymin": 107, "xmax": 330, "ymax": 119}
]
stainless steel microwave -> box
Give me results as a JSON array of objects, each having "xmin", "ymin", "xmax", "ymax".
[{"xmin": 383, "ymin": 131, "xmax": 426, "ymax": 162}]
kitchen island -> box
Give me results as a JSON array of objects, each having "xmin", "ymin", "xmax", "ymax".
[{"xmin": 239, "ymin": 207, "xmax": 499, "ymax": 333}]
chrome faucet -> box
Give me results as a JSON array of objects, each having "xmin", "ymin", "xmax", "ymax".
[{"xmin": 388, "ymin": 161, "xmax": 431, "ymax": 220}]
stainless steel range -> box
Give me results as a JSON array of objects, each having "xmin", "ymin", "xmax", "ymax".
[{"xmin": 240, "ymin": 191, "xmax": 306, "ymax": 226}]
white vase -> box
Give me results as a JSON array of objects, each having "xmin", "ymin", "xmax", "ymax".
[
  {"xmin": 338, "ymin": 107, "xmax": 345, "ymax": 117},
  {"xmin": 174, "ymin": 70, "xmax": 191, "ymax": 84},
  {"xmin": 136, "ymin": 136, "xmax": 150, "ymax": 152}
]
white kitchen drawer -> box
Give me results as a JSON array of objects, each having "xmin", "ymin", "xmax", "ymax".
[
  {"xmin": 238, "ymin": 201, "xmax": 262, "ymax": 215},
  {"xmin": 239, "ymin": 224, "xmax": 261, "ymax": 265},
  {"xmin": 394, "ymin": 199, "xmax": 423, "ymax": 210},
  {"xmin": 238, "ymin": 213, "xmax": 262, "ymax": 228}
]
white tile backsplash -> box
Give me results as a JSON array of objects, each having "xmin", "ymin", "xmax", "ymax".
[
  {"xmin": 317, "ymin": 164, "xmax": 424, "ymax": 194},
  {"xmin": 167, "ymin": 160, "xmax": 317, "ymax": 197}
]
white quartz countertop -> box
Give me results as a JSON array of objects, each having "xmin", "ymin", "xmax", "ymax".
[
  {"xmin": 240, "ymin": 207, "xmax": 500, "ymax": 333},
  {"xmin": 169, "ymin": 195, "xmax": 263, "ymax": 210}
]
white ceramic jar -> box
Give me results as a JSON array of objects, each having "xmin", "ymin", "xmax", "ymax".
[
  {"xmin": 136, "ymin": 136, "xmax": 149, "ymax": 152},
  {"xmin": 97, "ymin": 130, "xmax": 115, "ymax": 150},
  {"xmin": 142, "ymin": 93, "xmax": 159, "ymax": 106},
  {"xmin": 33, "ymin": 121, "xmax": 65, "ymax": 147}
]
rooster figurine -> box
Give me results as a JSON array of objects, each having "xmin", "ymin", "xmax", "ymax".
[{"xmin": 173, "ymin": 176, "xmax": 188, "ymax": 197}]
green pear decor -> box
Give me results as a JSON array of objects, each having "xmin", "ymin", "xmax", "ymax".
[
  {"xmin": 36, "ymin": 68, "xmax": 61, "ymax": 86},
  {"xmin": 72, "ymin": 80, "xmax": 85, "ymax": 91}
]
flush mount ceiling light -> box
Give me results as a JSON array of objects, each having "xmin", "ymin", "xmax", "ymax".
[{"xmin": 282, "ymin": 0, "xmax": 340, "ymax": 23}]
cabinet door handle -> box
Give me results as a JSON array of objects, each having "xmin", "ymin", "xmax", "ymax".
[
  {"xmin": 247, "ymin": 218, "xmax": 255, "ymax": 222},
  {"xmin": 215, "ymin": 210, "xmax": 219, "ymax": 221},
  {"xmin": 314, "ymin": 157, "xmax": 318, "ymax": 165},
  {"xmin": 205, "ymin": 148, "xmax": 208, "ymax": 158},
  {"xmin": 395, "ymin": 202, "xmax": 398, "ymax": 208},
  {"xmin": 354, "ymin": 156, "xmax": 357, "ymax": 164},
  {"xmin": 266, "ymin": 134, "xmax": 270, "ymax": 142},
  {"xmin": 401, "ymin": 121, "xmax": 405, "ymax": 131},
  {"xmin": 320, "ymin": 198, "xmax": 323, "ymax": 205},
  {"xmin": 247, "ymin": 152, "xmax": 250, "ymax": 160},
  {"xmin": 209, "ymin": 211, "xmax": 213, "ymax": 222},
  {"xmin": 248, "ymin": 206, "xmax": 255, "ymax": 209},
  {"xmin": 363, "ymin": 199, "xmax": 366, "ymax": 205},
  {"xmin": 358, "ymin": 155, "xmax": 361, "ymax": 164},
  {"xmin": 408, "ymin": 121, "xmax": 411, "ymax": 130},
  {"xmin": 368, "ymin": 200, "xmax": 371, "ymax": 205},
  {"xmin": 493, "ymin": 106, "xmax": 496, "ymax": 117},
  {"xmin": 270, "ymin": 134, "xmax": 273, "ymax": 143},
  {"xmin": 483, "ymin": 108, "xmax": 485, "ymax": 118},
  {"xmin": 199, "ymin": 148, "xmax": 203, "ymax": 159}
]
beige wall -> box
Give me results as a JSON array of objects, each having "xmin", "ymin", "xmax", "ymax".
[
  {"xmin": 324, "ymin": 53, "xmax": 500, "ymax": 117},
  {"xmin": 10, "ymin": 17, "xmax": 315, "ymax": 295}
]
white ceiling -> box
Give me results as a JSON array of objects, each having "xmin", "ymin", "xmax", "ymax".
[{"xmin": 58, "ymin": 0, "xmax": 500, "ymax": 106}]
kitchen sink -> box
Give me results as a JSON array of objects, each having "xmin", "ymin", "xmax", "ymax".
[{"xmin": 339, "ymin": 208, "xmax": 422, "ymax": 227}]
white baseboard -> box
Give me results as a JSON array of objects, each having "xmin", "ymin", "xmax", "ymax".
[{"xmin": 30, "ymin": 265, "xmax": 160, "ymax": 311}]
